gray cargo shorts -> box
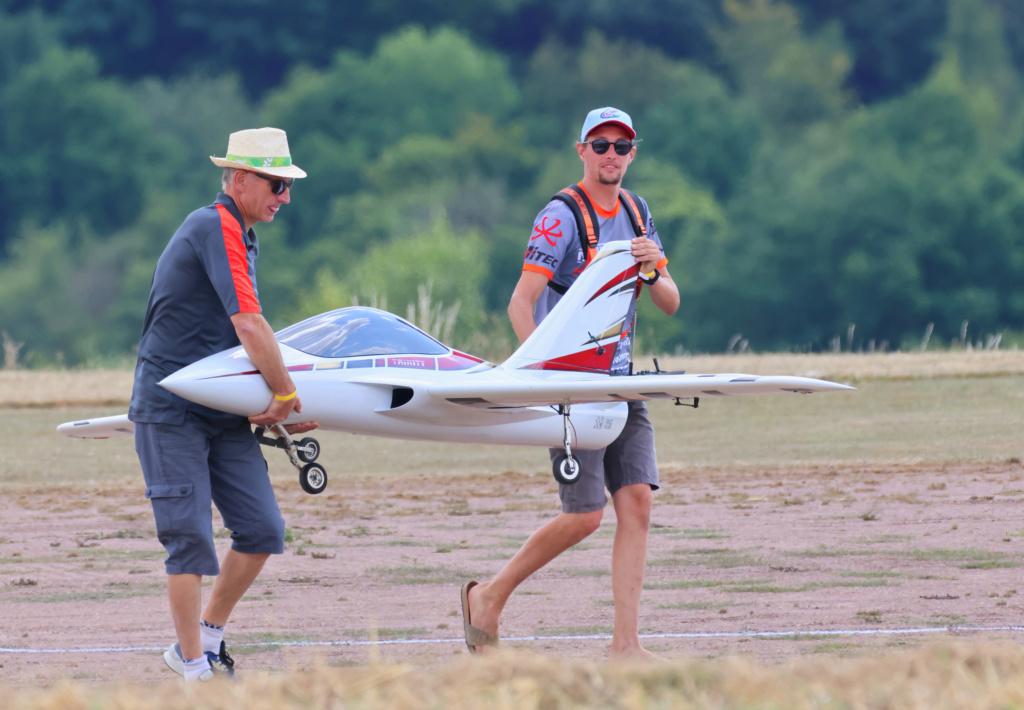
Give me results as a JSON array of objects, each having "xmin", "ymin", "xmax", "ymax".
[
  {"xmin": 550, "ymin": 401, "xmax": 660, "ymax": 514},
  {"xmin": 135, "ymin": 412, "xmax": 286, "ymax": 576}
]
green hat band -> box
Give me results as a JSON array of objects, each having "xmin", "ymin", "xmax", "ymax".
[{"xmin": 225, "ymin": 154, "xmax": 292, "ymax": 168}]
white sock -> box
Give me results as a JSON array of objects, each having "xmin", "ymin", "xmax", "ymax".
[
  {"xmin": 183, "ymin": 656, "xmax": 212, "ymax": 683},
  {"xmin": 200, "ymin": 619, "xmax": 225, "ymax": 656}
]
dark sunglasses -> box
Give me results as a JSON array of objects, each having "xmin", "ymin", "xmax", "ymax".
[
  {"xmin": 581, "ymin": 138, "xmax": 640, "ymax": 156},
  {"xmin": 252, "ymin": 172, "xmax": 294, "ymax": 195}
]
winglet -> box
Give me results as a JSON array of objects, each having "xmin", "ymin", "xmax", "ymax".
[
  {"xmin": 500, "ymin": 240, "xmax": 640, "ymax": 374},
  {"xmin": 56, "ymin": 413, "xmax": 135, "ymax": 439}
]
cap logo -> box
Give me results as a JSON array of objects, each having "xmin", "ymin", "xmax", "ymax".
[{"xmin": 600, "ymin": 110, "xmax": 619, "ymax": 119}]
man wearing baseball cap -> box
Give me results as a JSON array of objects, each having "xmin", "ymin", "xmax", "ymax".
[
  {"xmin": 130, "ymin": 127, "xmax": 317, "ymax": 683},
  {"xmin": 461, "ymin": 108, "xmax": 679, "ymax": 659}
]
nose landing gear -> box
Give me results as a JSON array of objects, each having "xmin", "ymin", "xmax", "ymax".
[
  {"xmin": 254, "ymin": 425, "xmax": 328, "ymax": 495},
  {"xmin": 552, "ymin": 404, "xmax": 582, "ymax": 485}
]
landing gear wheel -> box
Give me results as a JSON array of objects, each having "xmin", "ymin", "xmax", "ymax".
[
  {"xmin": 296, "ymin": 437, "xmax": 320, "ymax": 463},
  {"xmin": 552, "ymin": 454, "xmax": 582, "ymax": 485},
  {"xmin": 300, "ymin": 463, "xmax": 328, "ymax": 495}
]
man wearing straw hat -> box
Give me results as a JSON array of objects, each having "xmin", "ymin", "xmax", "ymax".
[{"xmin": 129, "ymin": 127, "xmax": 317, "ymax": 683}]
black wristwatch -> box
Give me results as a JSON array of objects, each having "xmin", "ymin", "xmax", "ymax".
[{"xmin": 638, "ymin": 268, "xmax": 660, "ymax": 285}]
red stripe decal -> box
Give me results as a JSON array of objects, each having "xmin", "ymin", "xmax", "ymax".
[
  {"xmin": 452, "ymin": 350, "xmax": 483, "ymax": 363},
  {"xmin": 208, "ymin": 369, "xmax": 260, "ymax": 379},
  {"xmin": 586, "ymin": 265, "xmax": 640, "ymax": 305},
  {"xmin": 216, "ymin": 204, "xmax": 260, "ymax": 314},
  {"xmin": 207, "ymin": 363, "xmax": 324, "ymax": 378},
  {"xmin": 520, "ymin": 344, "xmax": 617, "ymax": 374},
  {"xmin": 438, "ymin": 351, "xmax": 484, "ymax": 370}
]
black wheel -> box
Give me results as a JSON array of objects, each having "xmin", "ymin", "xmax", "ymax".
[
  {"xmin": 552, "ymin": 454, "xmax": 582, "ymax": 485},
  {"xmin": 300, "ymin": 463, "xmax": 328, "ymax": 494},
  {"xmin": 296, "ymin": 437, "xmax": 320, "ymax": 463}
]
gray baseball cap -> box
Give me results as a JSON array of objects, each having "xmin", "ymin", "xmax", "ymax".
[{"xmin": 580, "ymin": 107, "xmax": 636, "ymax": 142}]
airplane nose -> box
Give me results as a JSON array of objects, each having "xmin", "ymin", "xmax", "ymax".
[{"xmin": 159, "ymin": 352, "xmax": 272, "ymax": 416}]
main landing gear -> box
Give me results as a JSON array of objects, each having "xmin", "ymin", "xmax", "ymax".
[
  {"xmin": 552, "ymin": 404, "xmax": 582, "ymax": 486},
  {"xmin": 254, "ymin": 425, "xmax": 328, "ymax": 495}
]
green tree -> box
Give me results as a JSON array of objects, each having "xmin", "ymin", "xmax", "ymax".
[
  {"xmin": 640, "ymin": 65, "xmax": 761, "ymax": 199},
  {"xmin": 934, "ymin": 0, "xmax": 1024, "ymax": 155},
  {"xmin": 132, "ymin": 72, "xmax": 258, "ymax": 213},
  {"xmin": 794, "ymin": 0, "xmax": 947, "ymax": 103},
  {"xmin": 0, "ymin": 45, "xmax": 160, "ymax": 251},
  {"xmin": 714, "ymin": 0, "xmax": 854, "ymax": 136},
  {"xmin": 622, "ymin": 158, "xmax": 724, "ymax": 355},
  {"xmin": 262, "ymin": 26, "xmax": 519, "ymax": 247},
  {"xmin": 521, "ymin": 30, "xmax": 692, "ymax": 148},
  {"xmin": 288, "ymin": 219, "xmax": 490, "ymax": 346},
  {"xmin": 680, "ymin": 77, "xmax": 1024, "ymax": 352},
  {"xmin": 0, "ymin": 8, "xmax": 59, "ymax": 84}
]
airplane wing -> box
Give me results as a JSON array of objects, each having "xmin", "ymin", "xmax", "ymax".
[
  {"xmin": 428, "ymin": 373, "xmax": 854, "ymax": 408},
  {"xmin": 56, "ymin": 413, "xmax": 134, "ymax": 439}
]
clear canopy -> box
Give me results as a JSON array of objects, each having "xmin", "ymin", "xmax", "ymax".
[{"xmin": 276, "ymin": 307, "xmax": 448, "ymax": 358}]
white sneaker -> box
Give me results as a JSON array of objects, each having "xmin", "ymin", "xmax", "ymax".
[
  {"xmin": 163, "ymin": 642, "xmax": 184, "ymax": 676},
  {"xmin": 163, "ymin": 640, "xmax": 237, "ymax": 679}
]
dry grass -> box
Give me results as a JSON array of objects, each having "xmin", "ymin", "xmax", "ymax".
[
  {"xmin": 654, "ymin": 350, "xmax": 1024, "ymax": 383},
  {"xmin": 5, "ymin": 643, "xmax": 1024, "ymax": 709},
  {"xmin": 0, "ymin": 369, "xmax": 133, "ymax": 408}
]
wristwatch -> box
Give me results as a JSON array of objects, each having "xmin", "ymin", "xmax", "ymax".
[{"xmin": 638, "ymin": 268, "xmax": 660, "ymax": 285}]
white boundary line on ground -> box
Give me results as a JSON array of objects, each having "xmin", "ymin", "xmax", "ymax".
[{"xmin": 2, "ymin": 625, "xmax": 1023, "ymax": 654}]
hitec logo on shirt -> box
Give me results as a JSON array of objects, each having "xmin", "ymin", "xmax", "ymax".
[{"xmin": 524, "ymin": 245, "xmax": 559, "ymax": 268}]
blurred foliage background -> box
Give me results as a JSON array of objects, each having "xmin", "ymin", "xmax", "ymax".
[{"xmin": 2, "ymin": 0, "xmax": 1024, "ymax": 366}]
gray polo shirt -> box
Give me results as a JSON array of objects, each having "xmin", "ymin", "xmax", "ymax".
[{"xmin": 129, "ymin": 193, "xmax": 261, "ymax": 426}]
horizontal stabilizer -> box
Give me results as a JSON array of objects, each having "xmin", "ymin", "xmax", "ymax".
[
  {"xmin": 430, "ymin": 373, "xmax": 854, "ymax": 409},
  {"xmin": 57, "ymin": 413, "xmax": 134, "ymax": 439}
]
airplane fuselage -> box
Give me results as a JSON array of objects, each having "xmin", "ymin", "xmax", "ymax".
[{"xmin": 159, "ymin": 344, "xmax": 629, "ymax": 450}]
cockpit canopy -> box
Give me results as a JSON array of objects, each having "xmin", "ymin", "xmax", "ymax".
[{"xmin": 276, "ymin": 307, "xmax": 449, "ymax": 358}]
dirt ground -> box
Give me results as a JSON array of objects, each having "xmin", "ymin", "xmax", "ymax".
[{"xmin": 3, "ymin": 459, "xmax": 1024, "ymax": 686}]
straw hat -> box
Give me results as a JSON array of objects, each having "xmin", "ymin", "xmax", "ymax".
[{"xmin": 210, "ymin": 127, "xmax": 306, "ymax": 179}]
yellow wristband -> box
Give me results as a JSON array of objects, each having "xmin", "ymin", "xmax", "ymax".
[
  {"xmin": 274, "ymin": 389, "xmax": 297, "ymax": 402},
  {"xmin": 641, "ymin": 271, "xmax": 656, "ymax": 280}
]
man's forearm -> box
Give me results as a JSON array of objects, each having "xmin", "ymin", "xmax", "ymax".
[
  {"xmin": 647, "ymin": 272, "xmax": 680, "ymax": 316},
  {"xmin": 231, "ymin": 313, "xmax": 295, "ymax": 396},
  {"xmin": 508, "ymin": 298, "xmax": 537, "ymax": 343}
]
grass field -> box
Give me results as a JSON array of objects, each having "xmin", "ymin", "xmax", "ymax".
[{"xmin": 3, "ymin": 352, "xmax": 1024, "ymax": 708}]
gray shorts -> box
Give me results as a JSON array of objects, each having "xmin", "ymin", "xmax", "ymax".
[
  {"xmin": 134, "ymin": 412, "xmax": 286, "ymax": 576},
  {"xmin": 550, "ymin": 401, "xmax": 660, "ymax": 514}
]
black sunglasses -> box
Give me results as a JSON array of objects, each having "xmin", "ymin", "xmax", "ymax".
[
  {"xmin": 581, "ymin": 138, "xmax": 640, "ymax": 156},
  {"xmin": 252, "ymin": 172, "xmax": 294, "ymax": 195}
]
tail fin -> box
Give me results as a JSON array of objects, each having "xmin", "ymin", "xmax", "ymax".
[{"xmin": 500, "ymin": 240, "xmax": 640, "ymax": 373}]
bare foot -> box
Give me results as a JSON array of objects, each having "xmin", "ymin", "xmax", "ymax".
[{"xmin": 608, "ymin": 645, "xmax": 662, "ymax": 662}]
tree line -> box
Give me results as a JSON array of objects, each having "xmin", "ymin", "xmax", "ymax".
[{"xmin": 1, "ymin": 0, "xmax": 1023, "ymax": 366}]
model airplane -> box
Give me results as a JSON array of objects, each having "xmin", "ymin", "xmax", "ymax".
[{"xmin": 58, "ymin": 240, "xmax": 854, "ymax": 493}]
